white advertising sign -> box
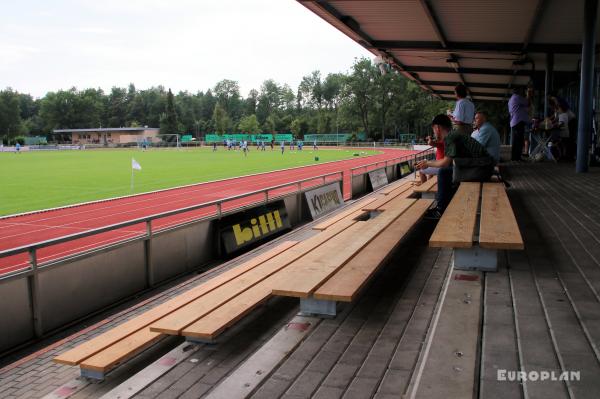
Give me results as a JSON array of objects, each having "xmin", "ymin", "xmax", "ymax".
[
  {"xmin": 368, "ymin": 169, "xmax": 389, "ymax": 190},
  {"xmin": 305, "ymin": 183, "xmax": 345, "ymax": 220}
]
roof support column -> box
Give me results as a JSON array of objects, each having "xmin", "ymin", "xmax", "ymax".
[
  {"xmin": 544, "ymin": 53, "xmax": 554, "ymax": 118},
  {"xmin": 576, "ymin": 0, "xmax": 598, "ymax": 173}
]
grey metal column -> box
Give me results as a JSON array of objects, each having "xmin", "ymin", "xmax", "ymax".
[
  {"xmin": 544, "ymin": 53, "xmax": 554, "ymax": 118},
  {"xmin": 576, "ymin": 0, "xmax": 599, "ymax": 173}
]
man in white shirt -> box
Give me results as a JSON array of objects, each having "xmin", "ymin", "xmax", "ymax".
[{"xmin": 450, "ymin": 84, "xmax": 475, "ymax": 135}]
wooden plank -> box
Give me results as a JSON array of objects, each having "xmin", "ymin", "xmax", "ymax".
[
  {"xmin": 413, "ymin": 175, "xmax": 438, "ymax": 193},
  {"xmin": 379, "ymin": 179, "xmax": 413, "ymax": 195},
  {"xmin": 429, "ymin": 182, "xmax": 480, "ymax": 248},
  {"xmin": 311, "ymin": 196, "xmax": 377, "ymax": 231},
  {"xmin": 53, "ymin": 240, "xmax": 298, "ymax": 366},
  {"xmin": 79, "ymin": 330, "xmax": 163, "ymax": 373},
  {"xmin": 314, "ymin": 199, "xmax": 434, "ymax": 302},
  {"xmin": 181, "ymin": 274, "xmax": 275, "ymax": 340},
  {"xmin": 271, "ymin": 199, "xmax": 418, "ymax": 298},
  {"xmin": 150, "ymin": 218, "xmax": 359, "ymax": 335},
  {"xmin": 479, "ymin": 183, "xmax": 524, "ymax": 250},
  {"xmin": 362, "ymin": 185, "xmax": 414, "ymax": 211}
]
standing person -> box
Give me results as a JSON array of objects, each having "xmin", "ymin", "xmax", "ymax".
[
  {"xmin": 242, "ymin": 141, "xmax": 248, "ymax": 156},
  {"xmin": 313, "ymin": 139, "xmax": 318, "ymax": 150},
  {"xmin": 270, "ymin": 139, "xmax": 274, "ymax": 151},
  {"xmin": 212, "ymin": 141, "xmax": 217, "ymax": 152},
  {"xmin": 450, "ymin": 84, "xmax": 475, "ymax": 136},
  {"xmin": 416, "ymin": 114, "xmax": 493, "ymax": 217},
  {"xmin": 471, "ymin": 111, "xmax": 501, "ymax": 164},
  {"xmin": 280, "ymin": 141, "xmax": 285, "ymax": 155},
  {"xmin": 15, "ymin": 142, "xmax": 21, "ymax": 154},
  {"xmin": 508, "ymin": 87, "xmax": 530, "ymax": 161}
]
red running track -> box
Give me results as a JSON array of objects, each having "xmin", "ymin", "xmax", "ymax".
[{"xmin": 0, "ymin": 148, "xmax": 419, "ymax": 275}]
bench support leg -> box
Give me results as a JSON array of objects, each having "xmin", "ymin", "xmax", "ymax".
[
  {"xmin": 80, "ymin": 367, "xmax": 106, "ymax": 381},
  {"xmin": 453, "ymin": 246, "xmax": 497, "ymax": 272},
  {"xmin": 299, "ymin": 297, "xmax": 337, "ymax": 318}
]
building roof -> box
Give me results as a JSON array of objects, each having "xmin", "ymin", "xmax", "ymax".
[
  {"xmin": 53, "ymin": 127, "xmax": 160, "ymax": 133},
  {"xmin": 298, "ymin": 0, "xmax": 599, "ymax": 102}
]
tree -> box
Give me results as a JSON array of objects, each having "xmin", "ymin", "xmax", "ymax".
[
  {"xmin": 212, "ymin": 103, "xmax": 229, "ymax": 134},
  {"xmin": 345, "ymin": 58, "xmax": 376, "ymax": 137},
  {"xmin": 0, "ymin": 89, "xmax": 22, "ymax": 139},
  {"xmin": 160, "ymin": 88, "xmax": 179, "ymax": 135},
  {"xmin": 238, "ymin": 114, "xmax": 260, "ymax": 134}
]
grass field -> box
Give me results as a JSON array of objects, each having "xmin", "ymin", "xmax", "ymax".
[{"xmin": 0, "ymin": 147, "xmax": 378, "ymax": 216}]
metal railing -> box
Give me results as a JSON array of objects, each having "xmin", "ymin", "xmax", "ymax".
[
  {"xmin": 0, "ymin": 148, "xmax": 434, "ymax": 338},
  {"xmin": 349, "ymin": 148, "xmax": 433, "ymax": 176}
]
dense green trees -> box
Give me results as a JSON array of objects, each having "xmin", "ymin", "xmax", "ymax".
[{"xmin": 0, "ymin": 58, "xmax": 452, "ymax": 143}]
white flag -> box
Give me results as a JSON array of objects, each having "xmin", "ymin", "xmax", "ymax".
[{"xmin": 132, "ymin": 158, "xmax": 142, "ymax": 171}]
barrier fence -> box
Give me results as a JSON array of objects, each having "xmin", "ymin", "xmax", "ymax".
[{"xmin": 0, "ymin": 147, "xmax": 433, "ymax": 340}]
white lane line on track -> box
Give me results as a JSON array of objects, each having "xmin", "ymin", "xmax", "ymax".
[
  {"xmin": 0, "ymin": 151, "xmax": 412, "ymax": 244},
  {"xmin": 5, "ymin": 151, "xmax": 402, "ymax": 225}
]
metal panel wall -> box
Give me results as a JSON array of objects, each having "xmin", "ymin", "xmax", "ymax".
[
  {"xmin": 37, "ymin": 242, "xmax": 146, "ymax": 332},
  {"xmin": 151, "ymin": 220, "xmax": 214, "ymax": 283},
  {"xmin": 0, "ymin": 278, "xmax": 34, "ymax": 352}
]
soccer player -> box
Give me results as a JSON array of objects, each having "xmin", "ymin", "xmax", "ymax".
[
  {"xmin": 313, "ymin": 140, "xmax": 318, "ymax": 150},
  {"xmin": 281, "ymin": 141, "xmax": 285, "ymax": 154},
  {"xmin": 212, "ymin": 141, "xmax": 217, "ymax": 151}
]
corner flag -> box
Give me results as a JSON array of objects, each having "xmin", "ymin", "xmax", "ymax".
[{"xmin": 132, "ymin": 158, "xmax": 142, "ymax": 170}]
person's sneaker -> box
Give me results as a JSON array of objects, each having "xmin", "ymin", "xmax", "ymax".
[{"xmin": 424, "ymin": 209, "xmax": 443, "ymax": 220}]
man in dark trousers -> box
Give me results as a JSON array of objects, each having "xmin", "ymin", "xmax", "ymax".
[
  {"xmin": 416, "ymin": 114, "xmax": 493, "ymax": 217},
  {"xmin": 508, "ymin": 87, "xmax": 530, "ymax": 161}
]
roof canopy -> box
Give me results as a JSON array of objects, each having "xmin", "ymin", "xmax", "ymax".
[{"xmin": 298, "ymin": 0, "xmax": 599, "ymax": 101}]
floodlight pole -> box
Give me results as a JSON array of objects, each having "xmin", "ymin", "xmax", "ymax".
[{"xmin": 576, "ymin": 0, "xmax": 598, "ymax": 173}]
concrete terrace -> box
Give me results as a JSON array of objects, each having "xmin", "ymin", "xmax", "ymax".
[{"xmin": 1, "ymin": 162, "xmax": 600, "ymax": 399}]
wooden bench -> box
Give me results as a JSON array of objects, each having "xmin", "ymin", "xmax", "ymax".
[
  {"xmin": 413, "ymin": 175, "xmax": 437, "ymax": 199},
  {"xmin": 429, "ymin": 182, "xmax": 523, "ymax": 271},
  {"xmin": 54, "ymin": 193, "xmax": 433, "ymax": 379}
]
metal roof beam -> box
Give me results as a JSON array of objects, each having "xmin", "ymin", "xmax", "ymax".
[
  {"xmin": 435, "ymin": 90, "xmax": 507, "ymax": 98},
  {"xmin": 421, "ymin": 81, "xmax": 511, "ymax": 89},
  {"xmin": 371, "ymin": 41, "xmax": 585, "ymax": 54},
  {"xmin": 308, "ymin": 0, "xmax": 439, "ymax": 96},
  {"xmin": 404, "ymin": 66, "xmax": 536, "ymax": 76},
  {"xmin": 417, "ymin": 0, "xmax": 468, "ymax": 90}
]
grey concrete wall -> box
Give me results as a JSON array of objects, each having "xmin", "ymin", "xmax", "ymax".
[{"xmin": 0, "ymin": 278, "xmax": 34, "ymax": 352}]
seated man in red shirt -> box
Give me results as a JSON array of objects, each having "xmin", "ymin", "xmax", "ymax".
[{"xmin": 418, "ymin": 134, "xmax": 444, "ymax": 184}]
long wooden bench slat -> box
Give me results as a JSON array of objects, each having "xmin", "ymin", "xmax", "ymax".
[
  {"xmin": 79, "ymin": 330, "xmax": 163, "ymax": 373},
  {"xmin": 362, "ymin": 185, "xmax": 414, "ymax": 211},
  {"xmin": 149, "ymin": 218, "xmax": 359, "ymax": 335},
  {"xmin": 378, "ymin": 180, "xmax": 413, "ymax": 195},
  {"xmin": 413, "ymin": 175, "xmax": 437, "ymax": 193},
  {"xmin": 271, "ymin": 199, "xmax": 417, "ymax": 298},
  {"xmin": 479, "ymin": 183, "xmax": 524, "ymax": 250},
  {"xmin": 429, "ymin": 182, "xmax": 480, "ymax": 248},
  {"xmin": 53, "ymin": 240, "xmax": 298, "ymax": 366},
  {"xmin": 312, "ymin": 196, "xmax": 378, "ymax": 231},
  {"xmin": 314, "ymin": 199, "xmax": 433, "ymax": 302},
  {"xmin": 181, "ymin": 273, "xmax": 277, "ymax": 340}
]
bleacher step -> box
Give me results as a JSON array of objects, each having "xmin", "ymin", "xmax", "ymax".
[{"xmin": 407, "ymin": 269, "xmax": 482, "ymax": 399}]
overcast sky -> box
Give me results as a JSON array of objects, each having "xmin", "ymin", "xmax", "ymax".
[{"xmin": 1, "ymin": 0, "xmax": 372, "ymax": 98}]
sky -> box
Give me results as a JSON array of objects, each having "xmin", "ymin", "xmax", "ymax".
[{"xmin": 1, "ymin": 0, "xmax": 373, "ymax": 98}]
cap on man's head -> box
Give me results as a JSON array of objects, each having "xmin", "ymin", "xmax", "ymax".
[{"xmin": 431, "ymin": 114, "xmax": 452, "ymax": 130}]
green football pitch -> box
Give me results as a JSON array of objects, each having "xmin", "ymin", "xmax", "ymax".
[{"xmin": 0, "ymin": 147, "xmax": 378, "ymax": 216}]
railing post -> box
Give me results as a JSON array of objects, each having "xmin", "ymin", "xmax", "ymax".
[
  {"xmin": 145, "ymin": 220, "xmax": 154, "ymax": 288},
  {"xmin": 28, "ymin": 248, "xmax": 43, "ymax": 337}
]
